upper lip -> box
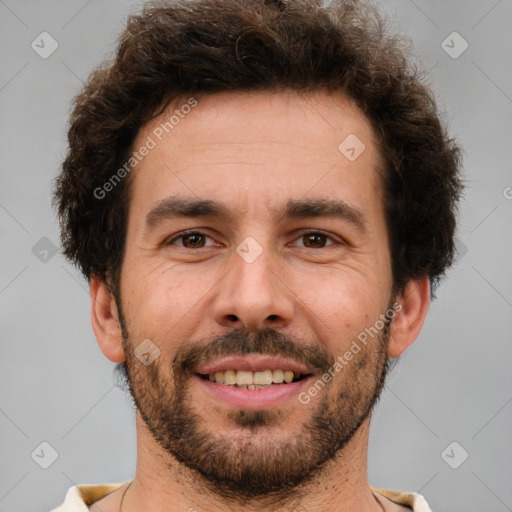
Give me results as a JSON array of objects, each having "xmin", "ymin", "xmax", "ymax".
[{"xmin": 196, "ymin": 355, "xmax": 312, "ymax": 375}]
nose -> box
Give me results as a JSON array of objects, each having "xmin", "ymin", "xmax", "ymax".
[{"xmin": 212, "ymin": 240, "xmax": 295, "ymax": 332}]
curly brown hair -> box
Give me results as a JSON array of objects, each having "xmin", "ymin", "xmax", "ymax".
[{"xmin": 54, "ymin": 0, "xmax": 463, "ymax": 296}]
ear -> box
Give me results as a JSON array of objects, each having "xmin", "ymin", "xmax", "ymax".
[
  {"xmin": 388, "ymin": 278, "xmax": 430, "ymax": 358},
  {"xmin": 89, "ymin": 275, "xmax": 125, "ymax": 363}
]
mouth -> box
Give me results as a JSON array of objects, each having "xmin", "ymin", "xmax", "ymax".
[
  {"xmin": 197, "ymin": 369, "xmax": 309, "ymax": 389},
  {"xmin": 194, "ymin": 355, "xmax": 314, "ymax": 409}
]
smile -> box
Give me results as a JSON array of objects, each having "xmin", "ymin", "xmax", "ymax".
[
  {"xmin": 194, "ymin": 355, "xmax": 314, "ymax": 408},
  {"xmin": 198, "ymin": 369, "xmax": 307, "ymax": 389}
]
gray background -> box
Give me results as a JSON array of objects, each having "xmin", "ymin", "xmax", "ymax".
[{"xmin": 1, "ymin": 1, "xmax": 511, "ymax": 511}]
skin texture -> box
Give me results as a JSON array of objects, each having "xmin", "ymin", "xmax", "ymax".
[{"xmin": 89, "ymin": 90, "xmax": 430, "ymax": 512}]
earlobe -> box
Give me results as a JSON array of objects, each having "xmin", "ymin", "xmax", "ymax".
[
  {"xmin": 90, "ymin": 276, "xmax": 125, "ymax": 363},
  {"xmin": 387, "ymin": 278, "xmax": 430, "ymax": 358}
]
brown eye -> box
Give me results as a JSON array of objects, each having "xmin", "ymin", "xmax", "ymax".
[
  {"xmin": 300, "ymin": 232, "xmax": 333, "ymax": 248},
  {"xmin": 167, "ymin": 231, "xmax": 214, "ymax": 248},
  {"xmin": 181, "ymin": 233, "xmax": 206, "ymax": 248}
]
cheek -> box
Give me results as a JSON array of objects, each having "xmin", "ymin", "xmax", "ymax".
[
  {"xmin": 293, "ymin": 266, "xmax": 385, "ymax": 333},
  {"xmin": 120, "ymin": 261, "xmax": 212, "ymax": 344}
]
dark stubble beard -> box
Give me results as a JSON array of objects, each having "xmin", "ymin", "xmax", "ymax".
[{"xmin": 114, "ymin": 300, "xmax": 393, "ymax": 504}]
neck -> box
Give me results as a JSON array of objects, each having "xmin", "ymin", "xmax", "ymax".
[{"xmin": 122, "ymin": 413, "xmax": 383, "ymax": 512}]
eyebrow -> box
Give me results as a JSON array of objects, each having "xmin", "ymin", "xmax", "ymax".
[
  {"xmin": 145, "ymin": 197, "xmax": 232, "ymax": 228},
  {"xmin": 282, "ymin": 198, "xmax": 367, "ymax": 233},
  {"xmin": 145, "ymin": 196, "xmax": 367, "ymax": 233}
]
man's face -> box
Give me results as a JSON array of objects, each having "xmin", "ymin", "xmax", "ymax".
[{"xmin": 116, "ymin": 90, "xmax": 395, "ymax": 499}]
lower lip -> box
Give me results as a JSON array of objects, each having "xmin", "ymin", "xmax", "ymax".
[{"xmin": 195, "ymin": 375, "xmax": 311, "ymax": 409}]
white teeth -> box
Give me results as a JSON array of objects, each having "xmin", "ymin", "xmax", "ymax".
[
  {"xmin": 236, "ymin": 371, "xmax": 253, "ymax": 386},
  {"xmin": 272, "ymin": 369, "xmax": 284, "ymax": 383},
  {"xmin": 224, "ymin": 370, "xmax": 236, "ymax": 385},
  {"xmin": 284, "ymin": 371, "xmax": 294, "ymax": 384},
  {"xmin": 205, "ymin": 369, "xmax": 301, "ymax": 386},
  {"xmin": 253, "ymin": 370, "xmax": 273, "ymax": 385},
  {"xmin": 238, "ymin": 383, "xmax": 272, "ymax": 390}
]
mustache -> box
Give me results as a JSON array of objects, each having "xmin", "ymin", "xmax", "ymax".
[{"xmin": 174, "ymin": 327, "xmax": 334, "ymax": 377}]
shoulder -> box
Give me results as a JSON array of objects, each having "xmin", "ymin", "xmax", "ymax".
[
  {"xmin": 371, "ymin": 486, "xmax": 434, "ymax": 512},
  {"xmin": 50, "ymin": 482, "xmax": 129, "ymax": 511}
]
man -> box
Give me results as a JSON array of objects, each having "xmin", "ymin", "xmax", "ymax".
[{"xmin": 51, "ymin": 0, "xmax": 462, "ymax": 510}]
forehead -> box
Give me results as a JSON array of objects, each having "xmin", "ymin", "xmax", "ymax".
[{"xmin": 128, "ymin": 90, "xmax": 384, "ymax": 223}]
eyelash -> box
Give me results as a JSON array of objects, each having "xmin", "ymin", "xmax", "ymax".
[{"xmin": 165, "ymin": 229, "xmax": 340, "ymax": 249}]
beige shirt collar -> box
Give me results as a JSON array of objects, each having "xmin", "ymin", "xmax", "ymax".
[{"xmin": 50, "ymin": 482, "xmax": 434, "ymax": 511}]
